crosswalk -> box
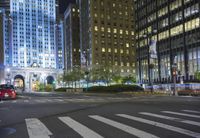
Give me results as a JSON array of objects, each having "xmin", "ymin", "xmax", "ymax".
[
  {"xmin": 21, "ymin": 109, "xmax": 200, "ymax": 137},
  {"xmin": 1, "ymin": 97, "xmax": 131, "ymax": 104}
]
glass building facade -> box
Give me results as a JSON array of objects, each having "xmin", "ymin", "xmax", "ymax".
[
  {"xmin": 55, "ymin": 21, "xmax": 64, "ymax": 70},
  {"xmin": 64, "ymin": 4, "xmax": 80, "ymax": 71},
  {"xmin": 135, "ymin": 0, "xmax": 200, "ymax": 84}
]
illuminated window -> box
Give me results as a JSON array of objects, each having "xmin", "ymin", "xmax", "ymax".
[
  {"xmin": 126, "ymin": 43, "xmax": 129, "ymax": 48},
  {"xmin": 113, "ymin": 28, "xmax": 117, "ymax": 33},
  {"xmin": 108, "ymin": 48, "xmax": 111, "ymax": 52},
  {"xmin": 185, "ymin": 18, "xmax": 200, "ymax": 32},
  {"xmin": 120, "ymin": 49, "xmax": 123, "ymax": 54},
  {"xmin": 131, "ymin": 31, "xmax": 134, "ymax": 35},
  {"xmin": 107, "ymin": 28, "xmax": 111, "ymax": 33},
  {"xmin": 158, "ymin": 30, "xmax": 169, "ymax": 40},
  {"xmin": 102, "ymin": 48, "xmax": 105, "ymax": 52},
  {"xmin": 72, "ymin": 8, "xmax": 75, "ymax": 12},
  {"xmin": 184, "ymin": 4, "xmax": 199, "ymax": 17},
  {"xmin": 158, "ymin": 6, "xmax": 168, "ymax": 17},
  {"xmin": 120, "ymin": 29, "xmax": 123, "ymax": 34},
  {"xmin": 121, "ymin": 62, "xmax": 124, "ymax": 66},
  {"xmin": 115, "ymin": 62, "xmax": 118, "ymax": 66},
  {"xmin": 170, "ymin": 25, "xmax": 183, "ymax": 36},
  {"xmin": 94, "ymin": 26, "xmax": 98, "ymax": 31},
  {"xmin": 94, "ymin": 13, "xmax": 98, "ymax": 17},
  {"xmin": 126, "ymin": 30, "xmax": 129, "ymax": 35},
  {"xmin": 114, "ymin": 49, "xmax": 117, "ymax": 53},
  {"xmin": 170, "ymin": 0, "xmax": 182, "ymax": 11},
  {"xmin": 101, "ymin": 27, "xmax": 104, "ymax": 32},
  {"xmin": 127, "ymin": 63, "xmax": 130, "ymax": 67}
]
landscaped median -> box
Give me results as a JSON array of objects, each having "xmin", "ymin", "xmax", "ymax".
[{"xmin": 55, "ymin": 84, "xmax": 167, "ymax": 96}]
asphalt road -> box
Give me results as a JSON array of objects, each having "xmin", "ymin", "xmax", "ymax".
[{"xmin": 0, "ymin": 92, "xmax": 199, "ymax": 138}]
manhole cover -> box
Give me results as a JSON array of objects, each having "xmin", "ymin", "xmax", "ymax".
[{"xmin": 0, "ymin": 128, "xmax": 16, "ymax": 137}]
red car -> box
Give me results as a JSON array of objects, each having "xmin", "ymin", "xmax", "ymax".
[{"xmin": 0, "ymin": 84, "xmax": 17, "ymax": 100}]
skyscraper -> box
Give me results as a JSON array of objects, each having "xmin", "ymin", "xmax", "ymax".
[
  {"xmin": 78, "ymin": 0, "xmax": 136, "ymax": 76},
  {"xmin": 1, "ymin": 0, "xmax": 64, "ymax": 91},
  {"xmin": 135, "ymin": 0, "xmax": 200, "ymax": 84},
  {"xmin": 0, "ymin": 0, "xmax": 10, "ymax": 12},
  {"xmin": 0, "ymin": 8, "xmax": 12, "ymax": 84},
  {"xmin": 55, "ymin": 21, "xmax": 64, "ymax": 70},
  {"xmin": 64, "ymin": 4, "xmax": 80, "ymax": 71}
]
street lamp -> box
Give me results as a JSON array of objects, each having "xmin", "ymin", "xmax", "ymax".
[
  {"xmin": 82, "ymin": 48, "xmax": 91, "ymax": 91},
  {"xmin": 6, "ymin": 68, "xmax": 11, "ymax": 84},
  {"xmin": 172, "ymin": 56, "xmax": 178, "ymax": 96}
]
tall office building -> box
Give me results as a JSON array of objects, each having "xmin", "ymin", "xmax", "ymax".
[
  {"xmin": 78, "ymin": 0, "xmax": 136, "ymax": 75},
  {"xmin": 55, "ymin": 21, "xmax": 64, "ymax": 70},
  {"xmin": 0, "ymin": 0, "xmax": 10, "ymax": 12},
  {"xmin": 0, "ymin": 9, "xmax": 6, "ymax": 84},
  {"xmin": 0, "ymin": 8, "xmax": 12, "ymax": 84},
  {"xmin": 64, "ymin": 4, "xmax": 80, "ymax": 71},
  {"xmin": 0, "ymin": 0, "xmax": 64, "ymax": 91},
  {"xmin": 135, "ymin": 0, "xmax": 200, "ymax": 84}
]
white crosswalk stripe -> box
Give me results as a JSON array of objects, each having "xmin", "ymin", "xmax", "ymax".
[
  {"xmin": 59, "ymin": 117, "xmax": 103, "ymax": 138},
  {"xmin": 162, "ymin": 111, "xmax": 200, "ymax": 118},
  {"xmin": 182, "ymin": 110, "xmax": 200, "ymax": 114},
  {"xmin": 23, "ymin": 110, "xmax": 200, "ymax": 138},
  {"xmin": 89, "ymin": 115, "xmax": 159, "ymax": 138},
  {"xmin": 139, "ymin": 112, "xmax": 200, "ymax": 127},
  {"xmin": 116, "ymin": 114, "xmax": 200, "ymax": 138},
  {"xmin": 25, "ymin": 118, "xmax": 52, "ymax": 138}
]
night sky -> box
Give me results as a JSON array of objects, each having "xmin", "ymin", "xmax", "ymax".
[{"xmin": 59, "ymin": 0, "xmax": 76, "ymax": 14}]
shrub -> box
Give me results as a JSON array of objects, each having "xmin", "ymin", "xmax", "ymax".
[
  {"xmin": 84, "ymin": 84, "xmax": 144, "ymax": 93},
  {"xmin": 45, "ymin": 84, "xmax": 53, "ymax": 92},
  {"xmin": 178, "ymin": 89, "xmax": 200, "ymax": 96},
  {"xmin": 55, "ymin": 87, "xmax": 74, "ymax": 92}
]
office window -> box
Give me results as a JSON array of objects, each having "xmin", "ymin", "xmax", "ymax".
[
  {"xmin": 185, "ymin": 18, "xmax": 200, "ymax": 32},
  {"xmin": 158, "ymin": 6, "xmax": 168, "ymax": 17},
  {"xmin": 170, "ymin": 24, "xmax": 183, "ymax": 36}
]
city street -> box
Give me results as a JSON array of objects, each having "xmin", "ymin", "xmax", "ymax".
[{"xmin": 0, "ymin": 93, "xmax": 199, "ymax": 138}]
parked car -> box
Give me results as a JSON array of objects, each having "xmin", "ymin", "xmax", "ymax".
[{"xmin": 0, "ymin": 84, "xmax": 17, "ymax": 100}]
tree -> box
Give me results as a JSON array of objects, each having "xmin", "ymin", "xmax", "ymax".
[
  {"xmin": 63, "ymin": 67, "xmax": 84, "ymax": 88},
  {"xmin": 195, "ymin": 71, "xmax": 200, "ymax": 81},
  {"xmin": 122, "ymin": 75, "xmax": 136, "ymax": 84}
]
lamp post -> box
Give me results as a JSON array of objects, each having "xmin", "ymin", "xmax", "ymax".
[
  {"xmin": 172, "ymin": 56, "xmax": 178, "ymax": 96},
  {"xmin": 83, "ymin": 49, "xmax": 90, "ymax": 91},
  {"xmin": 6, "ymin": 68, "xmax": 11, "ymax": 84}
]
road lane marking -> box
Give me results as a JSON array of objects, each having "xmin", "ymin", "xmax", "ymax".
[
  {"xmin": 12, "ymin": 100, "xmax": 17, "ymax": 103},
  {"xmin": 139, "ymin": 112, "xmax": 200, "ymax": 127},
  {"xmin": 182, "ymin": 110, "xmax": 200, "ymax": 114},
  {"xmin": 24, "ymin": 100, "xmax": 29, "ymax": 103},
  {"xmin": 59, "ymin": 117, "xmax": 103, "ymax": 138},
  {"xmin": 89, "ymin": 115, "xmax": 159, "ymax": 138},
  {"xmin": 162, "ymin": 111, "xmax": 200, "ymax": 118},
  {"xmin": 117, "ymin": 114, "xmax": 200, "ymax": 138},
  {"xmin": 25, "ymin": 118, "xmax": 52, "ymax": 138}
]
